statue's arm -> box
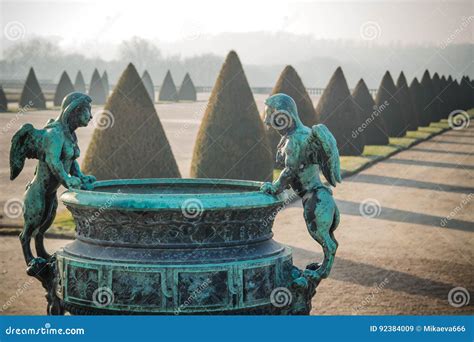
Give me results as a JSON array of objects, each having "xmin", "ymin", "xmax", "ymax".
[
  {"xmin": 43, "ymin": 131, "xmax": 81, "ymax": 188},
  {"xmin": 261, "ymin": 140, "xmax": 299, "ymax": 195},
  {"xmin": 71, "ymin": 160, "xmax": 96, "ymax": 186}
]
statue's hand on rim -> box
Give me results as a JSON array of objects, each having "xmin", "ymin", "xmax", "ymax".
[
  {"xmin": 65, "ymin": 176, "xmax": 82, "ymax": 189},
  {"xmin": 260, "ymin": 182, "xmax": 279, "ymax": 195}
]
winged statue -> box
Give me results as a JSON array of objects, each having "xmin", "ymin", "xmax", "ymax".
[
  {"xmin": 10, "ymin": 92, "xmax": 96, "ymax": 275},
  {"xmin": 260, "ymin": 93, "xmax": 341, "ymax": 291}
]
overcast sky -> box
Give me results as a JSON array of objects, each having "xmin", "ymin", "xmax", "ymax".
[{"xmin": 1, "ymin": 0, "xmax": 473, "ymax": 60}]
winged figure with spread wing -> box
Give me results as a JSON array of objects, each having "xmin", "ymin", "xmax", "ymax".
[
  {"xmin": 10, "ymin": 92, "xmax": 96, "ymax": 273},
  {"xmin": 261, "ymin": 93, "xmax": 341, "ymax": 287}
]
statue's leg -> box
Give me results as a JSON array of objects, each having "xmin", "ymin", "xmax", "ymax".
[
  {"xmin": 35, "ymin": 194, "xmax": 58, "ymax": 259},
  {"xmin": 19, "ymin": 184, "xmax": 46, "ymax": 265},
  {"xmin": 303, "ymin": 189, "xmax": 339, "ymax": 280}
]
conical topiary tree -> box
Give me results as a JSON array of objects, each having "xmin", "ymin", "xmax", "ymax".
[
  {"xmin": 395, "ymin": 72, "xmax": 416, "ymax": 131},
  {"xmin": 419, "ymin": 70, "xmax": 437, "ymax": 126},
  {"xmin": 141, "ymin": 70, "xmax": 155, "ymax": 102},
  {"xmin": 88, "ymin": 68, "xmax": 107, "ymax": 105},
  {"xmin": 265, "ymin": 65, "xmax": 318, "ymax": 155},
  {"xmin": 352, "ymin": 79, "xmax": 389, "ymax": 145},
  {"xmin": 101, "ymin": 71, "xmax": 110, "ymax": 97},
  {"xmin": 0, "ymin": 86, "xmax": 7, "ymax": 112},
  {"xmin": 408, "ymin": 77, "xmax": 422, "ymax": 129},
  {"xmin": 74, "ymin": 71, "xmax": 86, "ymax": 93},
  {"xmin": 316, "ymin": 67, "xmax": 365, "ymax": 155},
  {"xmin": 82, "ymin": 63, "xmax": 181, "ymax": 180},
  {"xmin": 158, "ymin": 70, "xmax": 178, "ymax": 102},
  {"xmin": 178, "ymin": 73, "xmax": 197, "ymax": 101},
  {"xmin": 19, "ymin": 67, "xmax": 46, "ymax": 109},
  {"xmin": 375, "ymin": 71, "xmax": 406, "ymax": 137},
  {"xmin": 444, "ymin": 76, "xmax": 456, "ymax": 116},
  {"xmin": 438, "ymin": 75, "xmax": 451, "ymax": 119},
  {"xmin": 431, "ymin": 73, "xmax": 443, "ymax": 121},
  {"xmin": 190, "ymin": 51, "xmax": 273, "ymax": 181},
  {"xmin": 460, "ymin": 76, "xmax": 471, "ymax": 110},
  {"xmin": 53, "ymin": 71, "xmax": 75, "ymax": 106}
]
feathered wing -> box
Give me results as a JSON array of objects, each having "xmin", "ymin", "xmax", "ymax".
[
  {"xmin": 309, "ymin": 124, "xmax": 342, "ymax": 187},
  {"xmin": 9, "ymin": 124, "xmax": 43, "ymax": 180}
]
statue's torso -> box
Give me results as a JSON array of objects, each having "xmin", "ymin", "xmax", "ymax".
[{"xmin": 278, "ymin": 131, "xmax": 324, "ymax": 195}]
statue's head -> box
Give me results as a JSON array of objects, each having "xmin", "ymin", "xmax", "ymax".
[
  {"xmin": 59, "ymin": 92, "xmax": 93, "ymax": 129},
  {"xmin": 263, "ymin": 93, "xmax": 303, "ymax": 136}
]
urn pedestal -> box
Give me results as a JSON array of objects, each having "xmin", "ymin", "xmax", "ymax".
[{"xmin": 53, "ymin": 178, "xmax": 316, "ymax": 315}]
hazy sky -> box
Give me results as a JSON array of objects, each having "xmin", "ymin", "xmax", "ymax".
[{"xmin": 1, "ymin": 0, "xmax": 473, "ymax": 60}]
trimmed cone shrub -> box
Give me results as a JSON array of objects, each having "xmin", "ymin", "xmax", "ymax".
[
  {"xmin": 265, "ymin": 65, "xmax": 318, "ymax": 155},
  {"xmin": 82, "ymin": 63, "xmax": 181, "ymax": 180},
  {"xmin": 101, "ymin": 71, "xmax": 110, "ymax": 96},
  {"xmin": 141, "ymin": 70, "xmax": 155, "ymax": 102},
  {"xmin": 190, "ymin": 51, "xmax": 273, "ymax": 181},
  {"xmin": 444, "ymin": 75, "xmax": 456, "ymax": 116},
  {"xmin": 438, "ymin": 75, "xmax": 450, "ymax": 119},
  {"xmin": 375, "ymin": 71, "xmax": 406, "ymax": 137},
  {"xmin": 408, "ymin": 78, "xmax": 422, "ymax": 129},
  {"xmin": 419, "ymin": 70, "xmax": 437, "ymax": 126},
  {"xmin": 88, "ymin": 68, "xmax": 107, "ymax": 105},
  {"xmin": 53, "ymin": 71, "xmax": 75, "ymax": 106},
  {"xmin": 74, "ymin": 71, "xmax": 86, "ymax": 93},
  {"xmin": 178, "ymin": 73, "xmax": 197, "ymax": 101},
  {"xmin": 460, "ymin": 76, "xmax": 471, "ymax": 110},
  {"xmin": 352, "ymin": 79, "xmax": 389, "ymax": 145},
  {"xmin": 431, "ymin": 73, "xmax": 443, "ymax": 121},
  {"xmin": 395, "ymin": 72, "xmax": 416, "ymax": 131},
  {"xmin": 158, "ymin": 70, "xmax": 178, "ymax": 101},
  {"xmin": 0, "ymin": 86, "xmax": 7, "ymax": 112},
  {"xmin": 19, "ymin": 67, "xmax": 46, "ymax": 109},
  {"xmin": 316, "ymin": 67, "xmax": 365, "ymax": 155}
]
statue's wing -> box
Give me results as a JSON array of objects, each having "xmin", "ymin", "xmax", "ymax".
[
  {"xmin": 9, "ymin": 124, "xmax": 42, "ymax": 180},
  {"xmin": 309, "ymin": 124, "xmax": 341, "ymax": 187}
]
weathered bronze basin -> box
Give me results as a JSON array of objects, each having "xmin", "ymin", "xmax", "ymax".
[{"xmin": 57, "ymin": 178, "xmax": 305, "ymax": 315}]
